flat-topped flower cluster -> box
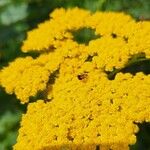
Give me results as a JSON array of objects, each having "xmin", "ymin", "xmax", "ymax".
[{"xmin": 0, "ymin": 8, "xmax": 150, "ymax": 150}]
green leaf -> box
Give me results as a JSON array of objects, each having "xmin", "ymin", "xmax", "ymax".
[{"xmin": 0, "ymin": 3, "xmax": 27, "ymax": 25}]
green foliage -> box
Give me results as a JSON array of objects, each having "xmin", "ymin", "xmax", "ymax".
[
  {"xmin": 0, "ymin": 0, "xmax": 150, "ymax": 149},
  {"xmin": 72, "ymin": 28, "xmax": 100, "ymax": 45},
  {"xmin": 0, "ymin": 111, "xmax": 21, "ymax": 150},
  {"xmin": 104, "ymin": 0, "xmax": 150, "ymax": 20}
]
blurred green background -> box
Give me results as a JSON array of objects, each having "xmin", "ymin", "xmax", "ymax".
[{"xmin": 0, "ymin": 0, "xmax": 150, "ymax": 149}]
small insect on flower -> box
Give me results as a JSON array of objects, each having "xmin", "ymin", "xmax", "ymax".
[{"xmin": 77, "ymin": 73, "xmax": 88, "ymax": 81}]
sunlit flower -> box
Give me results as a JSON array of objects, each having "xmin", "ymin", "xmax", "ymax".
[{"xmin": 0, "ymin": 8, "xmax": 150, "ymax": 150}]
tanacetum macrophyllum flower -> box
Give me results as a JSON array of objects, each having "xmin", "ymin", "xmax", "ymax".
[{"xmin": 0, "ymin": 8, "xmax": 150, "ymax": 150}]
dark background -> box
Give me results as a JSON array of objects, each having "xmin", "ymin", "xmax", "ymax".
[{"xmin": 0, "ymin": 0, "xmax": 150, "ymax": 149}]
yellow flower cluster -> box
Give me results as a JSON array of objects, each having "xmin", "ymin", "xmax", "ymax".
[
  {"xmin": 14, "ymin": 72, "xmax": 150, "ymax": 150},
  {"xmin": 0, "ymin": 57, "xmax": 51, "ymax": 103},
  {"xmin": 0, "ymin": 8, "xmax": 150, "ymax": 150}
]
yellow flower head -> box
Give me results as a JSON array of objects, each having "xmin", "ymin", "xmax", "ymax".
[{"xmin": 0, "ymin": 8, "xmax": 150, "ymax": 150}]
